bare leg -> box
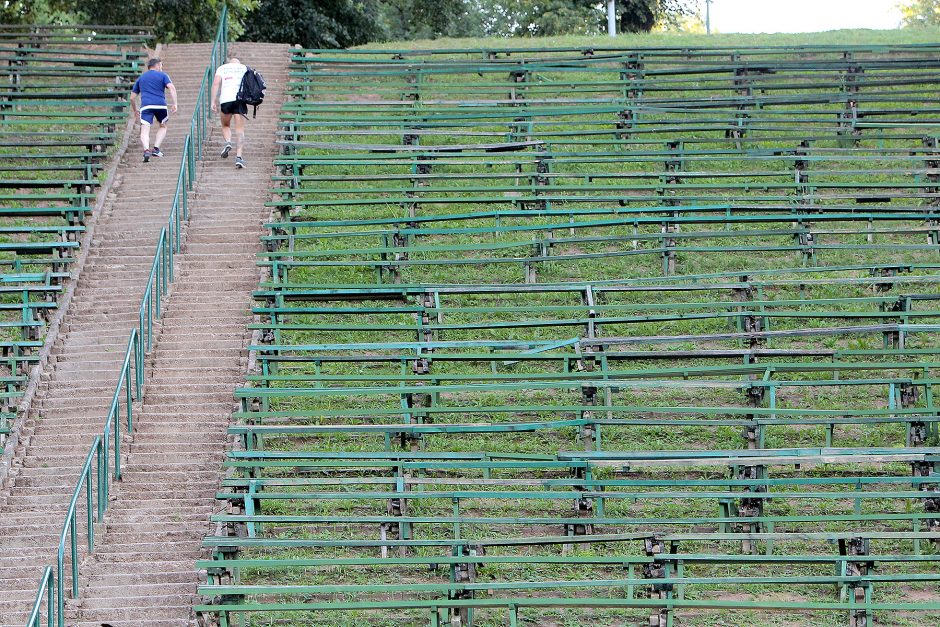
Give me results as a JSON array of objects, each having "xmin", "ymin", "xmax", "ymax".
[
  {"xmin": 140, "ymin": 122, "xmax": 151, "ymax": 150},
  {"xmin": 233, "ymin": 113, "xmax": 246, "ymax": 157},
  {"xmin": 220, "ymin": 112, "xmax": 233, "ymax": 144},
  {"xmin": 154, "ymin": 122, "xmax": 168, "ymax": 149}
]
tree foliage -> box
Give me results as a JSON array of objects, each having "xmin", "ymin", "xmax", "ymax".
[
  {"xmin": 470, "ymin": 0, "xmax": 594, "ymax": 37},
  {"xmin": 472, "ymin": 0, "xmax": 698, "ymax": 38},
  {"xmin": 3, "ymin": 0, "xmax": 702, "ymax": 45},
  {"xmin": 382, "ymin": 0, "xmax": 480, "ymax": 41},
  {"xmin": 241, "ymin": 0, "xmax": 383, "ymax": 48},
  {"xmin": 614, "ymin": 0, "xmax": 698, "ymax": 33},
  {"xmin": 84, "ymin": 0, "xmax": 256, "ymax": 41},
  {"xmin": 238, "ymin": 0, "xmax": 702, "ymax": 47},
  {"xmin": 0, "ymin": 0, "xmax": 81, "ymax": 24},
  {"xmin": 899, "ymin": 0, "xmax": 940, "ymax": 27},
  {"xmin": 242, "ymin": 0, "xmax": 479, "ymax": 47},
  {"xmin": 442, "ymin": 0, "xmax": 697, "ymax": 37},
  {"xmin": 21, "ymin": 0, "xmax": 257, "ymax": 41}
]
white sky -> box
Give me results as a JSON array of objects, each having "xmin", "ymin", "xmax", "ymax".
[{"xmin": 706, "ymin": 0, "xmax": 904, "ymax": 33}]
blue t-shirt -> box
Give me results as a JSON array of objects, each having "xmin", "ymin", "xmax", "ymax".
[{"xmin": 132, "ymin": 70, "xmax": 172, "ymax": 109}]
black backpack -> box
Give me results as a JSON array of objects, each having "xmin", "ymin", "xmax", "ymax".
[{"xmin": 236, "ymin": 65, "xmax": 266, "ymax": 118}]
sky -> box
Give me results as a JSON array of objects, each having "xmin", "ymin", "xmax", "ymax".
[{"xmin": 706, "ymin": 0, "xmax": 904, "ymax": 33}]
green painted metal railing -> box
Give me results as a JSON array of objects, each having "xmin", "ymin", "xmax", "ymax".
[
  {"xmin": 24, "ymin": 8, "xmax": 228, "ymax": 627},
  {"xmin": 25, "ymin": 567, "xmax": 53, "ymax": 627}
]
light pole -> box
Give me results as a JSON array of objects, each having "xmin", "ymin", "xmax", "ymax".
[
  {"xmin": 705, "ymin": 0, "xmax": 712, "ymax": 34},
  {"xmin": 607, "ymin": 0, "xmax": 616, "ymax": 36}
]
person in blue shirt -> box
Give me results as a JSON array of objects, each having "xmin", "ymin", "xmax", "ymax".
[{"xmin": 131, "ymin": 58, "xmax": 178, "ymax": 162}]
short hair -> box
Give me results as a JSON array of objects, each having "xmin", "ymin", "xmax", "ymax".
[{"xmin": 147, "ymin": 58, "xmax": 161, "ymax": 68}]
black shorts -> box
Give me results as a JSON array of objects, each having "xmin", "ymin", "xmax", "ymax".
[{"xmin": 220, "ymin": 101, "xmax": 248, "ymax": 116}]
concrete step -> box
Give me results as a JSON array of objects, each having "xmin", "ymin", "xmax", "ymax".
[
  {"xmin": 65, "ymin": 618, "xmax": 198, "ymax": 627},
  {"xmin": 83, "ymin": 568, "xmax": 200, "ymax": 587},
  {"xmin": 37, "ymin": 397, "xmax": 124, "ymax": 411},
  {"xmin": 126, "ymin": 442, "xmax": 228, "ymax": 455},
  {"xmin": 101, "ymin": 490, "xmax": 220, "ymax": 507},
  {"xmin": 0, "ymin": 42, "xmax": 292, "ymax": 627},
  {"xmin": 64, "ymin": 604, "xmax": 194, "ymax": 622}
]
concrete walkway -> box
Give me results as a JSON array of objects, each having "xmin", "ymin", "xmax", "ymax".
[{"xmin": 65, "ymin": 43, "xmax": 290, "ymax": 627}]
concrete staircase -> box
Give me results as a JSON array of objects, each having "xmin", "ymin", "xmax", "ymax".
[{"xmin": 0, "ymin": 42, "xmax": 291, "ymax": 626}]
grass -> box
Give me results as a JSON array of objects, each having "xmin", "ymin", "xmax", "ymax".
[
  {"xmin": 351, "ymin": 28, "xmax": 940, "ymax": 53},
  {"xmin": 210, "ymin": 28, "xmax": 940, "ymax": 627}
]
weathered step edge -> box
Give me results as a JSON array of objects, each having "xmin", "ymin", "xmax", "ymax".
[{"xmin": 0, "ymin": 43, "xmax": 164, "ymax": 491}]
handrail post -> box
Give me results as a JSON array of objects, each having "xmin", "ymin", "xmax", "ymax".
[
  {"xmin": 125, "ymin": 365, "xmax": 133, "ymax": 431},
  {"xmin": 222, "ymin": 5, "xmax": 228, "ymax": 58},
  {"xmin": 102, "ymin": 426, "xmax": 109, "ymax": 503},
  {"xmin": 56, "ymin": 548, "xmax": 63, "ymax": 627},
  {"xmin": 155, "ymin": 241, "xmax": 162, "ymax": 316},
  {"xmin": 70, "ymin": 521, "xmax": 78, "ymax": 597},
  {"xmin": 200, "ymin": 89, "xmax": 206, "ymax": 149},
  {"xmin": 163, "ymin": 230, "xmax": 169, "ymax": 302},
  {"xmin": 186, "ymin": 136, "xmax": 194, "ymax": 212},
  {"xmin": 135, "ymin": 330, "xmax": 143, "ymax": 396},
  {"xmin": 163, "ymin": 230, "xmax": 171, "ymax": 293},
  {"xmin": 97, "ymin": 439, "xmax": 105, "ymax": 519},
  {"xmin": 113, "ymin": 404, "xmax": 121, "ymax": 480},
  {"xmin": 169, "ymin": 241, "xmax": 174, "ymax": 287},
  {"xmin": 86, "ymin": 471, "xmax": 94, "ymax": 552},
  {"xmin": 147, "ymin": 292, "xmax": 153, "ymax": 351},
  {"xmin": 46, "ymin": 573, "xmax": 53, "ymax": 626}
]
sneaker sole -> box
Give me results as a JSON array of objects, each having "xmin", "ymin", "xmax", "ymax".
[
  {"xmin": 221, "ymin": 145, "xmax": 232, "ymax": 158},
  {"xmin": 235, "ymin": 162, "xmax": 246, "ymax": 169}
]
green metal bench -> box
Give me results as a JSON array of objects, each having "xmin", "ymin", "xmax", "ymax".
[
  {"xmin": 196, "ymin": 41, "xmax": 940, "ymax": 627},
  {"xmin": 0, "ymin": 22, "xmax": 146, "ymax": 463},
  {"xmin": 199, "ymin": 448, "xmax": 940, "ymax": 626}
]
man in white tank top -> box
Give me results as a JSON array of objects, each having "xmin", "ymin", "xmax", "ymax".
[{"xmin": 210, "ymin": 55, "xmax": 248, "ymax": 169}]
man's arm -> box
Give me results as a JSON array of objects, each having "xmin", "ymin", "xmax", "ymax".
[
  {"xmin": 210, "ymin": 74, "xmax": 222, "ymax": 112},
  {"xmin": 130, "ymin": 91, "xmax": 139, "ymax": 116},
  {"xmin": 167, "ymin": 83, "xmax": 178, "ymax": 114}
]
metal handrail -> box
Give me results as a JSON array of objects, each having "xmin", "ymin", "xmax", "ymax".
[
  {"xmin": 24, "ymin": 6, "xmax": 227, "ymax": 626},
  {"xmin": 25, "ymin": 567, "xmax": 54, "ymax": 627}
]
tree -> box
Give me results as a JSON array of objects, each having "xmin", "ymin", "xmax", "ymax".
[
  {"xmin": 240, "ymin": 0, "xmax": 383, "ymax": 48},
  {"xmin": 45, "ymin": 0, "xmax": 256, "ymax": 41},
  {"xmin": 472, "ymin": 0, "xmax": 599, "ymax": 37},
  {"xmin": 381, "ymin": 0, "xmax": 480, "ymax": 41},
  {"xmin": 613, "ymin": 0, "xmax": 699, "ymax": 33},
  {"xmin": 899, "ymin": 0, "xmax": 940, "ymax": 27},
  {"xmin": 473, "ymin": 0, "xmax": 699, "ymax": 38},
  {"xmin": 3, "ymin": 0, "xmax": 703, "ymax": 44},
  {"xmin": 0, "ymin": 0, "xmax": 80, "ymax": 24}
]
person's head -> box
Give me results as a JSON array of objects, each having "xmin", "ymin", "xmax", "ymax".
[
  {"xmin": 227, "ymin": 56, "xmax": 240, "ymax": 65},
  {"xmin": 147, "ymin": 57, "xmax": 162, "ymax": 71}
]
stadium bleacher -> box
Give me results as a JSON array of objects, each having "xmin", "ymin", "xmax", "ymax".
[
  {"xmin": 0, "ymin": 24, "xmax": 149, "ymax": 455},
  {"xmin": 195, "ymin": 44, "xmax": 940, "ymax": 626}
]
